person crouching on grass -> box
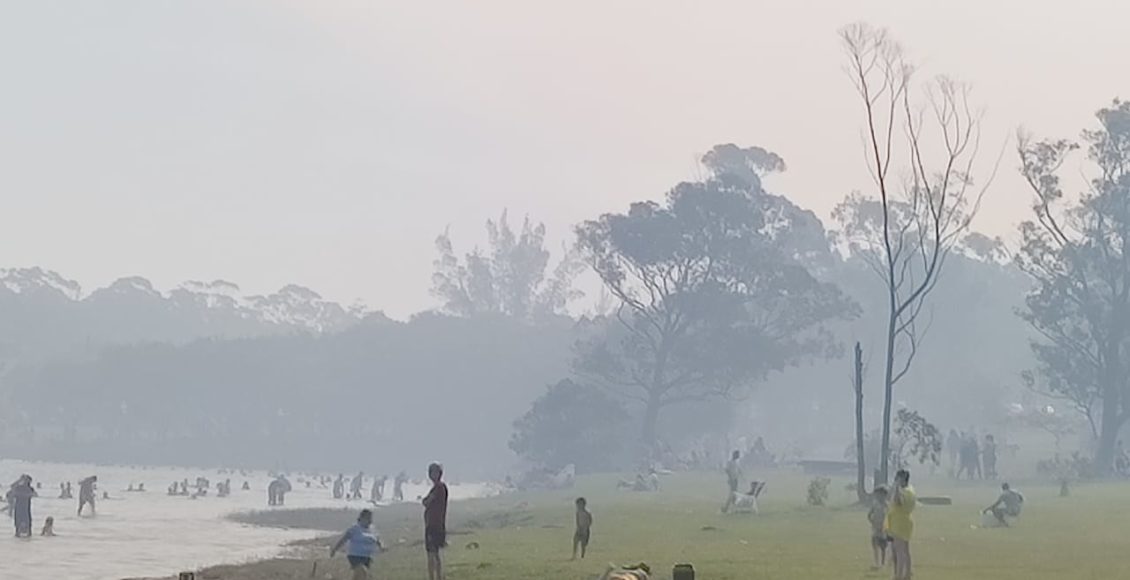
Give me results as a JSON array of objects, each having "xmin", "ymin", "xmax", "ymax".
[
  {"xmin": 422, "ymin": 462, "xmax": 449, "ymax": 580},
  {"xmin": 330, "ymin": 508, "xmax": 381, "ymax": 580}
]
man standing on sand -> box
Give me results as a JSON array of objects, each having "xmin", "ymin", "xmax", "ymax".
[{"xmin": 422, "ymin": 462, "xmax": 448, "ymax": 580}]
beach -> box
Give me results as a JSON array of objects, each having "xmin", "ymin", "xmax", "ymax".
[{"xmin": 0, "ymin": 459, "xmax": 492, "ymax": 580}]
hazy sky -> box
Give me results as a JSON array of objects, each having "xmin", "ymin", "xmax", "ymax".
[{"xmin": 2, "ymin": 1, "xmax": 1128, "ymax": 317}]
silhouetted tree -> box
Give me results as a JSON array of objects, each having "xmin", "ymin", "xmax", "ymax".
[
  {"xmin": 432, "ymin": 211, "xmax": 582, "ymax": 319},
  {"xmin": 837, "ymin": 23, "xmax": 999, "ymax": 483},
  {"xmin": 509, "ymin": 379, "xmax": 629, "ymax": 473},
  {"xmin": 575, "ymin": 144, "xmax": 856, "ymax": 448},
  {"xmin": 1016, "ymin": 99, "xmax": 1130, "ymax": 474}
]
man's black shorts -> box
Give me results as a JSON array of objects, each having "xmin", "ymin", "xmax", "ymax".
[
  {"xmin": 425, "ymin": 527, "xmax": 447, "ymax": 553},
  {"xmin": 347, "ymin": 556, "xmax": 371, "ymax": 568}
]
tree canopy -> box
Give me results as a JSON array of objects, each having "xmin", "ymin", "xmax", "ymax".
[
  {"xmin": 1016, "ymin": 99, "xmax": 1130, "ymax": 473},
  {"xmin": 574, "ymin": 144, "xmax": 857, "ymax": 448},
  {"xmin": 432, "ymin": 211, "xmax": 581, "ymax": 320}
]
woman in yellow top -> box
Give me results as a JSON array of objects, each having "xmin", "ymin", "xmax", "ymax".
[{"xmin": 886, "ymin": 469, "xmax": 916, "ymax": 580}]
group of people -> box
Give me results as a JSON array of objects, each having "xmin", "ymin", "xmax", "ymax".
[
  {"xmin": 328, "ymin": 471, "xmax": 407, "ymax": 504},
  {"xmin": 329, "ymin": 462, "xmax": 449, "ymax": 580},
  {"xmin": 866, "ymin": 469, "xmax": 1026, "ymax": 580},
  {"xmin": 166, "ymin": 477, "xmax": 242, "ymax": 499},
  {"xmin": 616, "ymin": 469, "xmax": 660, "ymax": 493},
  {"xmin": 947, "ymin": 430, "xmax": 999, "ymax": 480},
  {"xmin": 4, "ymin": 474, "xmax": 97, "ymax": 538},
  {"xmin": 267, "ymin": 474, "xmax": 292, "ymax": 505},
  {"xmin": 866, "ymin": 470, "xmax": 916, "ymax": 580}
]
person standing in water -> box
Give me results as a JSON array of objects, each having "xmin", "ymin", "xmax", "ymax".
[
  {"xmin": 331, "ymin": 508, "xmax": 381, "ymax": 580},
  {"xmin": 422, "ymin": 463, "xmax": 448, "ymax": 580},
  {"xmin": 371, "ymin": 474, "xmax": 387, "ymax": 503},
  {"xmin": 10, "ymin": 475, "xmax": 36, "ymax": 537},
  {"xmin": 333, "ymin": 474, "xmax": 346, "ymax": 499},
  {"xmin": 393, "ymin": 471, "xmax": 407, "ymax": 502},
  {"xmin": 77, "ymin": 475, "xmax": 97, "ymax": 517},
  {"xmin": 887, "ymin": 469, "xmax": 916, "ymax": 580},
  {"xmin": 350, "ymin": 472, "xmax": 365, "ymax": 500}
]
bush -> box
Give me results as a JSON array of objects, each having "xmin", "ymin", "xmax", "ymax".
[
  {"xmin": 807, "ymin": 477, "xmax": 831, "ymax": 506},
  {"xmin": 509, "ymin": 379, "xmax": 630, "ymax": 473},
  {"xmin": 1037, "ymin": 451, "xmax": 1092, "ymax": 482}
]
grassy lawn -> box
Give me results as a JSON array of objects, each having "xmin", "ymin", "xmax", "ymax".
[{"xmin": 195, "ymin": 471, "xmax": 1130, "ymax": 579}]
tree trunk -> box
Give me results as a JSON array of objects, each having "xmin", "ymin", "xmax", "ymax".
[
  {"xmin": 878, "ymin": 305, "xmax": 898, "ymax": 485},
  {"xmin": 1094, "ymin": 345, "xmax": 1125, "ymax": 476},
  {"xmin": 853, "ymin": 342, "xmax": 868, "ymax": 503},
  {"xmin": 1094, "ymin": 400, "xmax": 1123, "ymax": 476},
  {"xmin": 641, "ymin": 395, "xmax": 662, "ymax": 454}
]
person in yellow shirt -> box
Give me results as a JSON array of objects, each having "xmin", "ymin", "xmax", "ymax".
[{"xmin": 886, "ymin": 469, "xmax": 916, "ymax": 580}]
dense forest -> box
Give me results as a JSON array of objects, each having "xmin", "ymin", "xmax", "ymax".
[{"xmin": 0, "ymin": 146, "xmax": 1047, "ymax": 479}]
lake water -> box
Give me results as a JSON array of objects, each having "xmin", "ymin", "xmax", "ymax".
[{"xmin": 0, "ymin": 459, "xmax": 494, "ymax": 580}]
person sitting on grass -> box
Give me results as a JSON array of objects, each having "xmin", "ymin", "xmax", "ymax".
[
  {"xmin": 983, "ymin": 482, "xmax": 1024, "ymax": 527},
  {"xmin": 616, "ymin": 474, "xmax": 652, "ymax": 492},
  {"xmin": 598, "ymin": 563, "xmax": 650, "ymax": 580},
  {"xmin": 330, "ymin": 508, "xmax": 381, "ymax": 580},
  {"xmin": 573, "ymin": 497, "xmax": 593, "ymax": 560},
  {"xmin": 867, "ymin": 486, "xmax": 889, "ymax": 570}
]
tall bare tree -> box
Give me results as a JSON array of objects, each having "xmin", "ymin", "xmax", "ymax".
[{"xmin": 835, "ymin": 23, "xmax": 998, "ymax": 483}]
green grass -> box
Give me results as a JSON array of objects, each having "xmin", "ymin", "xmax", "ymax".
[{"xmin": 189, "ymin": 471, "xmax": 1130, "ymax": 579}]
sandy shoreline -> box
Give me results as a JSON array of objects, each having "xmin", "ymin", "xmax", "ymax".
[{"xmin": 126, "ymin": 491, "xmax": 508, "ymax": 580}]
